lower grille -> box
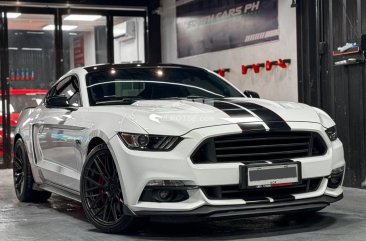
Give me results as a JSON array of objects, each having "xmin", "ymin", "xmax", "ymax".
[
  {"xmin": 202, "ymin": 178, "xmax": 323, "ymax": 200},
  {"xmin": 191, "ymin": 131, "xmax": 327, "ymax": 164}
]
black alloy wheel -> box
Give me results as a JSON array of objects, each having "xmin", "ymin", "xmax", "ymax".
[
  {"xmin": 80, "ymin": 144, "xmax": 137, "ymax": 233},
  {"xmin": 13, "ymin": 141, "xmax": 25, "ymax": 197},
  {"xmin": 12, "ymin": 138, "xmax": 52, "ymax": 202}
]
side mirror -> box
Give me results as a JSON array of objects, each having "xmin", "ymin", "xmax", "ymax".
[
  {"xmin": 46, "ymin": 95, "xmax": 70, "ymax": 108},
  {"xmin": 244, "ymin": 90, "xmax": 260, "ymax": 98}
]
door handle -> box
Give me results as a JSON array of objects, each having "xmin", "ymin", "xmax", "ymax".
[{"xmin": 75, "ymin": 139, "xmax": 81, "ymax": 145}]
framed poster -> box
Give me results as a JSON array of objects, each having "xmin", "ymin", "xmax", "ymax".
[{"xmin": 176, "ymin": 0, "xmax": 279, "ymax": 58}]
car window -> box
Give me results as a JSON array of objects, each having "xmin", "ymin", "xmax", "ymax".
[
  {"xmin": 86, "ymin": 68, "xmax": 243, "ymax": 106},
  {"xmin": 48, "ymin": 75, "xmax": 81, "ymax": 107}
]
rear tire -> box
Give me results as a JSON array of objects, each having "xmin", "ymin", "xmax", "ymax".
[
  {"xmin": 13, "ymin": 138, "xmax": 52, "ymax": 203},
  {"xmin": 80, "ymin": 144, "xmax": 137, "ymax": 233}
]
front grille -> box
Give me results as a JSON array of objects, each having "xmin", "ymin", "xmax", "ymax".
[
  {"xmin": 202, "ymin": 178, "xmax": 323, "ymax": 200},
  {"xmin": 191, "ymin": 131, "xmax": 327, "ymax": 164}
]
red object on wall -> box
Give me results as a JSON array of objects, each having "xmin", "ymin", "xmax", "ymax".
[
  {"xmin": 74, "ymin": 35, "xmax": 85, "ymax": 67},
  {"xmin": 265, "ymin": 60, "xmax": 272, "ymax": 71},
  {"xmin": 241, "ymin": 65, "xmax": 247, "ymax": 75},
  {"xmin": 218, "ymin": 68, "xmax": 225, "ymax": 77},
  {"xmin": 253, "ymin": 64, "xmax": 260, "ymax": 74},
  {"xmin": 278, "ymin": 59, "xmax": 288, "ymax": 68}
]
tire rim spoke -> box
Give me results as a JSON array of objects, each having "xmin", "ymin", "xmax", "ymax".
[
  {"xmin": 83, "ymin": 149, "xmax": 124, "ymax": 224},
  {"xmin": 13, "ymin": 146, "xmax": 25, "ymax": 194}
]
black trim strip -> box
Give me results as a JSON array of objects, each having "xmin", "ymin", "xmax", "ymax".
[
  {"xmin": 237, "ymin": 123, "xmax": 266, "ymax": 132},
  {"xmin": 272, "ymin": 195, "xmax": 296, "ymax": 202},
  {"xmin": 133, "ymin": 194, "xmax": 343, "ymax": 217},
  {"xmin": 244, "ymin": 198, "xmax": 270, "ymax": 204},
  {"xmin": 230, "ymin": 101, "xmax": 291, "ymax": 131}
]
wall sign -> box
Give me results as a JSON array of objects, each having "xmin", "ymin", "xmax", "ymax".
[{"xmin": 176, "ymin": 0, "xmax": 279, "ymax": 58}]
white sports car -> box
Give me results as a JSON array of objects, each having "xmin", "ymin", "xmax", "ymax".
[{"xmin": 13, "ymin": 64, "xmax": 345, "ymax": 233}]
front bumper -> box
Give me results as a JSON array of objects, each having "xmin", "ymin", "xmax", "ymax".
[
  {"xmin": 108, "ymin": 122, "xmax": 345, "ymax": 213},
  {"xmin": 131, "ymin": 194, "xmax": 342, "ymax": 220}
]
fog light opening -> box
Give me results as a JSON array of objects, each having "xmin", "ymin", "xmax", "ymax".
[
  {"xmin": 328, "ymin": 166, "xmax": 345, "ymax": 189},
  {"xmin": 153, "ymin": 189, "xmax": 175, "ymax": 202}
]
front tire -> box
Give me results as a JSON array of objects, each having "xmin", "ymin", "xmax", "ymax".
[
  {"xmin": 13, "ymin": 138, "xmax": 52, "ymax": 202},
  {"xmin": 80, "ymin": 144, "xmax": 136, "ymax": 233}
]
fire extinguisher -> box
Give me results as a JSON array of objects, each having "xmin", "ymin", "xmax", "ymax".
[
  {"xmin": 15, "ymin": 68, "xmax": 20, "ymax": 81},
  {"xmin": 20, "ymin": 68, "xmax": 25, "ymax": 81},
  {"xmin": 30, "ymin": 70, "xmax": 35, "ymax": 81},
  {"xmin": 10, "ymin": 68, "xmax": 15, "ymax": 81}
]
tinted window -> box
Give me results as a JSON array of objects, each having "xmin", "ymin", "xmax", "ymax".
[
  {"xmin": 48, "ymin": 76, "xmax": 81, "ymax": 107},
  {"xmin": 86, "ymin": 67, "xmax": 243, "ymax": 106}
]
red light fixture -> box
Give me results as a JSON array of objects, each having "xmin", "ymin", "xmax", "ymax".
[
  {"xmin": 218, "ymin": 68, "xmax": 225, "ymax": 77},
  {"xmin": 241, "ymin": 65, "xmax": 247, "ymax": 75},
  {"xmin": 265, "ymin": 60, "xmax": 272, "ymax": 71},
  {"xmin": 253, "ymin": 64, "xmax": 260, "ymax": 74},
  {"xmin": 278, "ymin": 59, "xmax": 288, "ymax": 68}
]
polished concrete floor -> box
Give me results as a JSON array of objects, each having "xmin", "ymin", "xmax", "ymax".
[{"xmin": 1, "ymin": 169, "xmax": 366, "ymax": 241}]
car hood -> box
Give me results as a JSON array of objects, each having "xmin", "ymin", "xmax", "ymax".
[{"xmin": 105, "ymin": 98, "xmax": 324, "ymax": 136}]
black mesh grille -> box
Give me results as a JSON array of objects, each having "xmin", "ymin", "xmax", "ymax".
[
  {"xmin": 202, "ymin": 178, "xmax": 323, "ymax": 200},
  {"xmin": 191, "ymin": 131, "xmax": 327, "ymax": 164}
]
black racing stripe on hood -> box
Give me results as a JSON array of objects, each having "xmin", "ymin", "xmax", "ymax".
[
  {"xmin": 229, "ymin": 101, "xmax": 291, "ymax": 131},
  {"xmin": 213, "ymin": 101, "xmax": 252, "ymax": 117},
  {"xmin": 213, "ymin": 101, "xmax": 266, "ymax": 132}
]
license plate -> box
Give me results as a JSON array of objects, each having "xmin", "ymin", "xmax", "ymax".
[{"xmin": 239, "ymin": 162, "xmax": 301, "ymax": 189}]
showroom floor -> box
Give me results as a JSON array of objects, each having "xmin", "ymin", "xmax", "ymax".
[{"xmin": 1, "ymin": 169, "xmax": 365, "ymax": 241}]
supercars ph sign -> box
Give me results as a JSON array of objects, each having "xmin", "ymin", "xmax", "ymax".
[{"xmin": 176, "ymin": 0, "xmax": 279, "ymax": 58}]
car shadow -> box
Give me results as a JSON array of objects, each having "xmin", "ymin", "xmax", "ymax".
[{"xmin": 41, "ymin": 195, "xmax": 340, "ymax": 240}]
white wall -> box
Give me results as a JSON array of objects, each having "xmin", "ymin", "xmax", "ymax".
[
  {"xmin": 84, "ymin": 31, "xmax": 96, "ymax": 66},
  {"xmin": 160, "ymin": 0, "xmax": 298, "ymax": 102},
  {"xmin": 114, "ymin": 18, "xmax": 145, "ymax": 63}
]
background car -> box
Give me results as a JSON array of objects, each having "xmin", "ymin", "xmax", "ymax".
[{"xmin": 0, "ymin": 89, "xmax": 47, "ymax": 158}]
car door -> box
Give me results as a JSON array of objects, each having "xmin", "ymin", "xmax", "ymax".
[{"xmin": 33, "ymin": 75, "xmax": 85, "ymax": 191}]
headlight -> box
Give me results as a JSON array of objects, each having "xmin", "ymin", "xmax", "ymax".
[
  {"xmin": 325, "ymin": 126, "xmax": 337, "ymax": 141},
  {"xmin": 118, "ymin": 132, "xmax": 182, "ymax": 151}
]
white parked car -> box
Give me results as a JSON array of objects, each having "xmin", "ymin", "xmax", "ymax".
[{"xmin": 13, "ymin": 64, "xmax": 345, "ymax": 233}]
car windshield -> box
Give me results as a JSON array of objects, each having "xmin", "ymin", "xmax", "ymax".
[
  {"xmin": 0, "ymin": 94, "xmax": 45, "ymax": 113},
  {"xmin": 85, "ymin": 67, "xmax": 243, "ymax": 106}
]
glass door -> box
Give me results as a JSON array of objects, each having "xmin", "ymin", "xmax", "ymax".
[
  {"xmin": 62, "ymin": 14, "xmax": 107, "ymax": 72},
  {"xmin": 1, "ymin": 12, "xmax": 57, "ymax": 167},
  {"xmin": 8, "ymin": 13, "xmax": 56, "ymax": 89}
]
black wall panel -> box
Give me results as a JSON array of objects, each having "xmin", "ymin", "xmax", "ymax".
[{"xmin": 298, "ymin": 0, "xmax": 366, "ymax": 187}]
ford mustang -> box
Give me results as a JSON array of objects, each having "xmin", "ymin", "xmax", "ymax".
[{"xmin": 13, "ymin": 64, "xmax": 345, "ymax": 233}]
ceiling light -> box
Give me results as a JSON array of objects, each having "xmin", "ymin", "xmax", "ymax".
[
  {"xmin": 156, "ymin": 69, "xmax": 164, "ymax": 77},
  {"xmin": 43, "ymin": 24, "xmax": 77, "ymax": 31},
  {"xmin": 7, "ymin": 13, "xmax": 21, "ymax": 19},
  {"xmin": 21, "ymin": 48, "xmax": 43, "ymax": 51},
  {"xmin": 64, "ymin": 14, "xmax": 102, "ymax": 21}
]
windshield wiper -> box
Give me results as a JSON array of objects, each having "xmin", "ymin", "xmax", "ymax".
[{"xmin": 95, "ymin": 97, "xmax": 143, "ymax": 105}]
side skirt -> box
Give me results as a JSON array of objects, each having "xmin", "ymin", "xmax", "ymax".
[{"xmin": 37, "ymin": 181, "xmax": 81, "ymax": 202}]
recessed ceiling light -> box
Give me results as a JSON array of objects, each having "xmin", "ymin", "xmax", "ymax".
[
  {"xmin": 7, "ymin": 13, "xmax": 21, "ymax": 19},
  {"xmin": 43, "ymin": 24, "xmax": 78, "ymax": 31},
  {"xmin": 21, "ymin": 48, "xmax": 43, "ymax": 51},
  {"xmin": 64, "ymin": 14, "xmax": 102, "ymax": 21}
]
